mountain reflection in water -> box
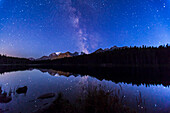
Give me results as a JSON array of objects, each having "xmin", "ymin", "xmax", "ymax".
[{"xmin": 0, "ymin": 67, "xmax": 169, "ymax": 113}]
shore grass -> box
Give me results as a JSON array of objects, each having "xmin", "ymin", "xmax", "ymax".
[{"xmin": 38, "ymin": 86, "xmax": 136, "ymax": 113}]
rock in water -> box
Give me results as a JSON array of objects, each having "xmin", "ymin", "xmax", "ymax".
[
  {"xmin": 16, "ymin": 86, "xmax": 28, "ymax": 94},
  {"xmin": 0, "ymin": 95, "xmax": 12, "ymax": 103}
]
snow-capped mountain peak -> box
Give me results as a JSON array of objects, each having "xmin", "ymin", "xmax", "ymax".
[{"xmin": 55, "ymin": 52, "xmax": 61, "ymax": 55}]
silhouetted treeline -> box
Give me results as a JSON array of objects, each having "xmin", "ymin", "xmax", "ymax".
[
  {"xmin": 1, "ymin": 45, "xmax": 170, "ymax": 65},
  {"xmin": 0, "ymin": 54, "xmax": 30, "ymax": 64},
  {"xmin": 33, "ymin": 45, "xmax": 170, "ymax": 66}
]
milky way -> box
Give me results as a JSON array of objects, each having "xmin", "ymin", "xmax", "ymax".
[
  {"xmin": 65, "ymin": 0, "xmax": 90, "ymax": 53},
  {"xmin": 0, "ymin": 0, "xmax": 169, "ymax": 58},
  {"xmin": 52, "ymin": 0, "xmax": 100, "ymax": 54}
]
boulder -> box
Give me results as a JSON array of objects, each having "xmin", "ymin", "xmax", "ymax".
[{"xmin": 16, "ymin": 86, "xmax": 28, "ymax": 94}]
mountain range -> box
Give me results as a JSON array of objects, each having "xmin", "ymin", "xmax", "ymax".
[
  {"xmin": 35, "ymin": 52, "xmax": 86, "ymax": 61},
  {"xmin": 32, "ymin": 46, "xmax": 129, "ymax": 61}
]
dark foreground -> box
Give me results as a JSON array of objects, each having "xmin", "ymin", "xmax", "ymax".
[{"xmin": 36, "ymin": 88, "xmax": 137, "ymax": 113}]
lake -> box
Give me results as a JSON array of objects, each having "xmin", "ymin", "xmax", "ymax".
[{"xmin": 0, "ymin": 68, "xmax": 169, "ymax": 113}]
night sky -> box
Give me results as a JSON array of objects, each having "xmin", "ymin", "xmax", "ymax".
[{"xmin": 0, "ymin": 0, "xmax": 169, "ymax": 58}]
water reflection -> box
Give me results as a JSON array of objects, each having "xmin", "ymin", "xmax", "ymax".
[
  {"xmin": 39, "ymin": 69, "xmax": 71, "ymax": 77},
  {"xmin": 0, "ymin": 69, "xmax": 169, "ymax": 113},
  {"xmin": 0, "ymin": 65, "xmax": 170, "ymax": 86}
]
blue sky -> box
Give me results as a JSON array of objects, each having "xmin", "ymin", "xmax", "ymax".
[{"xmin": 0, "ymin": 0, "xmax": 169, "ymax": 58}]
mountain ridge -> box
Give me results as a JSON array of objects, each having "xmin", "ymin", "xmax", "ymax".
[
  {"xmin": 36, "ymin": 46, "xmax": 129, "ymax": 61},
  {"xmin": 36, "ymin": 51, "xmax": 85, "ymax": 61}
]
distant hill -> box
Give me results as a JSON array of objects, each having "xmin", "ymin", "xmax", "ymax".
[{"xmin": 93, "ymin": 46, "xmax": 129, "ymax": 53}]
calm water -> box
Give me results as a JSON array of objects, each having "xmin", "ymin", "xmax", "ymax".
[{"xmin": 0, "ymin": 69, "xmax": 169, "ymax": 113}]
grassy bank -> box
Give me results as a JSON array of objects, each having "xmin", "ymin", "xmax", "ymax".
[{"xmin": 36, "ymin": 87, "xmax": 136, "ymax": 113}]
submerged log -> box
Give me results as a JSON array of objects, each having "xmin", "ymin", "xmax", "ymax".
[{"xmin": 37, "ymin": 93, "xmax": 55, "ymax": 99}]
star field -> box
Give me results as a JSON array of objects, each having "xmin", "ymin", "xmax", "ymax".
[{"xmin": 0, "ymin": 0, "xmax": 169, "ymax": 58}]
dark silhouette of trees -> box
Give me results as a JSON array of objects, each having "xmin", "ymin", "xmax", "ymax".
[
  {"xmin": 0, "ymin": 55, "xmax": 30, "ymax": 64},
  {"xmin": 1, "ymin": 44, "xmax": 170, "ymax": 66},
  {"xmin": 33, "ymin": 44, "xmax": 170, "ymax": 66}
]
